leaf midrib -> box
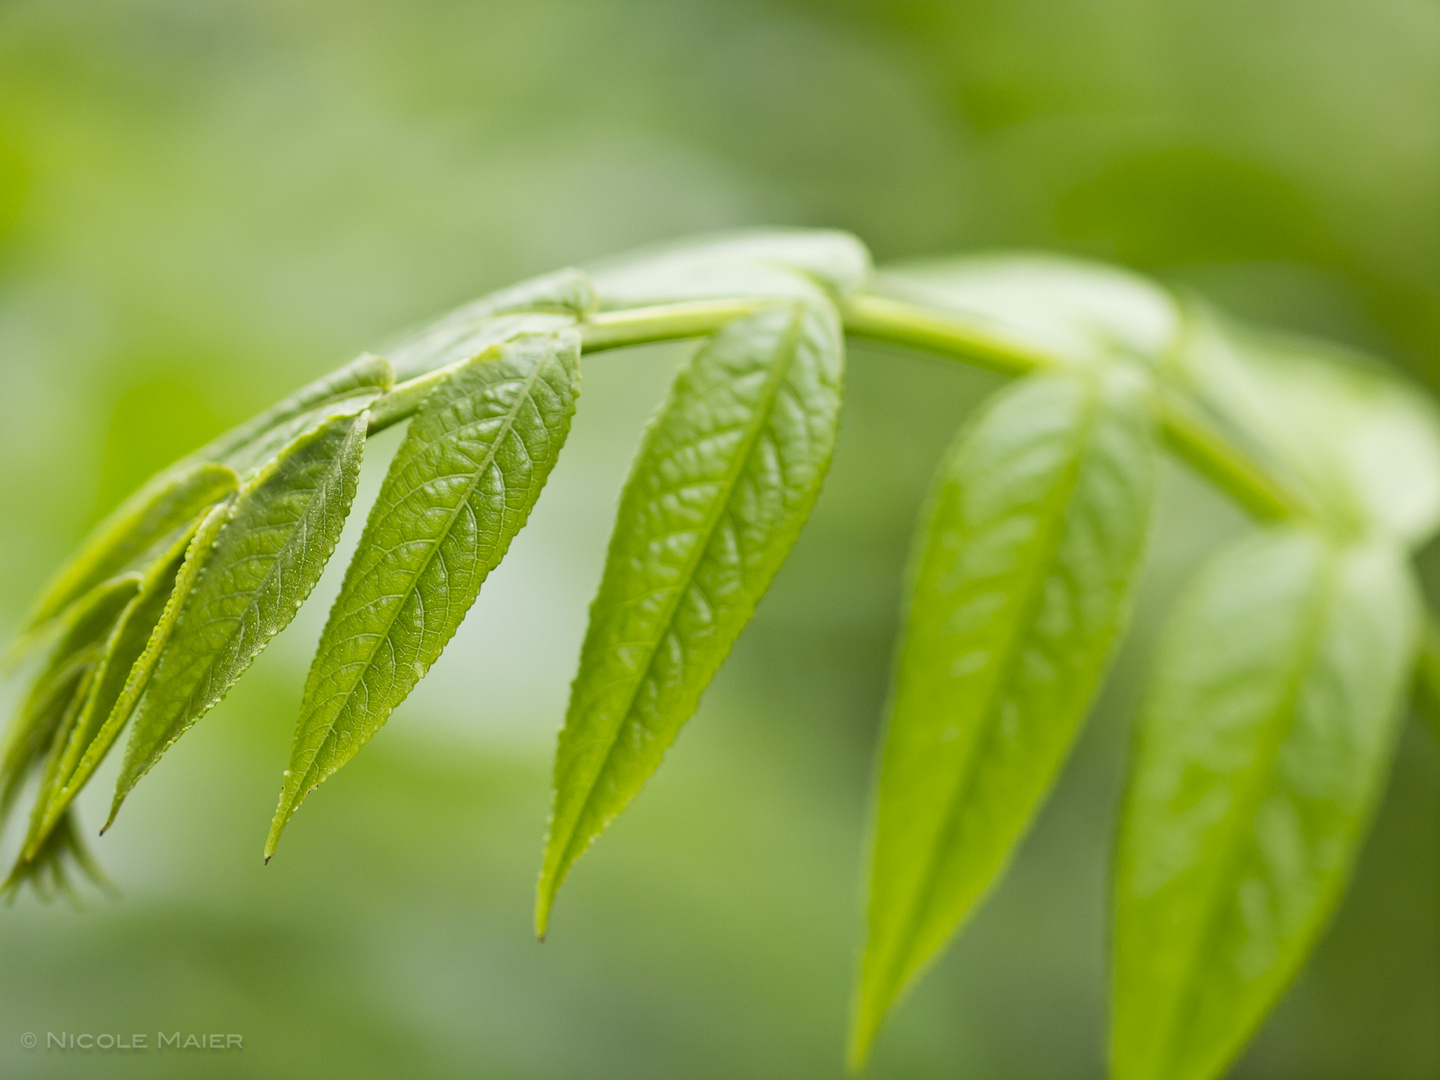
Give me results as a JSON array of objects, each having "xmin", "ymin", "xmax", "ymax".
[
  {"xmin": 1147, "ymin": 536, "xmax": 1339, "ymax": 1080},
  {"xmin": 876, "ymin": 371, "xmax": 1106, "ymax": 1014},
  {"xmin": 551, "ymin": 303, "xmax": 808, "ymax": 880},
  {"xmin": 293, "ymin": 349, "xmax": 556, "ymax": 797}
]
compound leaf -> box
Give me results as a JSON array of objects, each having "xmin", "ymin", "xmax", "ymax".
[
  {"xmin": 852, "ymin": 365, "xmax": 1157, "ymax": 1065},
  {"xmin": 1113, "ymin": 528, "xmax": 1416, "ymax": 1080},
  {"xmin": 537, "ymin": 299, "xmax": 845, "ymax": 936},
  {"xmin": 111, "ymin": 407, "xmax": 371, "ymax": 818},
  {"xmin": 266, "ymin": 331, "xmax": 582, "ymax": 858}
]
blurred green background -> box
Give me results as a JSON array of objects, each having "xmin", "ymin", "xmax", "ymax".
[{"xmin": 0, "ymin": 1, "xmax": 1436, "ymax": 1076}]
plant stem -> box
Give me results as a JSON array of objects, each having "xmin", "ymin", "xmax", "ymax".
[{"xmin": 371, "ymin": 293, "xmax": 1303, "ymax": 523}]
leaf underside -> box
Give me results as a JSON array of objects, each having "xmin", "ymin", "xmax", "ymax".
[
  {"xmin": 266, "ymin": 330, "xmax": 583, "ymax": 858},
  {"xmin": 852, "ymin": 365, "xmax": 1157, "ymax": 1065},
  {"xmin": 536, "ymin": 298, "xmax": 845, "ymax": 936},
  {"xmin": 1112, "ymin": 527, "xmax": 1416, "ymax": 1080}
]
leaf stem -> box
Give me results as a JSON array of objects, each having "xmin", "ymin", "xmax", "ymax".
[{"xmin": 370, "ymin": 293, "xmax": 1303, "ymax": 523}]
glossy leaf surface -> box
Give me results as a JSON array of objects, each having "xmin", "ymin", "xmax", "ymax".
[
  {"xmin": 537, "ymin": 299, "xmax": 844, "ymax": 935},
  {"xmin": 853, "ymin": 365, "xmax": 1157, "ymax": 1064},
  {"xmin": 1113, "ymin": 528, "xmax": 1416, "ymax": 1080},
  {"xmin": 267, "ymin": 332, "xmax": 581, "ymax": 857}
]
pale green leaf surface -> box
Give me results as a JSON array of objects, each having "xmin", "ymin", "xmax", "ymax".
[
  {"xmin": 1177, "ymin": 313, "xmax": 1440, "ymax": 544},
  {"xmin": 588, "ymin": 228, "xmax": 871, "ymax": 308},
  {"xmin": 537, "ymin": 300, "xmax": 845, "ymax": 935},
  {"xmin": 381, "ymin": 267, "xmax": 595, "ymax": 381},
  {"xmin": 27, "ymin": 500, "xmax": 233, "ymax": 847},
  {"xmin": 877, "ymin": 254, "xmax": 1180, "ymax": 367},
  {"xmin": 112, "ymin": 408, "xmax": 371, "ymax": 815},
  {"xmin": 852, "ymin": 366, "xmax": 1157, "ymax": 1065},
  {"xmin": 266, "ymin": 332, "xmax": 582, "ymax": 857},
  {"xmin": 16, "ymin": 461, "xmax": 238, "ymax": 639},
  {"xmin": 1113, "ymin": 528, "xmax": 1417, "ymax": 1080}
]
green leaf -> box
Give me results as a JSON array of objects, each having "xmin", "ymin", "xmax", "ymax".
[
  {"xmin": 14, "ymin": 461, "xmax": 238, "ymax": 641},
  {"xmin": 1175, "ymin": 311, "xmax": 1440, "ymax": 545},
  {"xmin": 110, "ymin": 407, "xmax": 371, "ymax": 819},
  {"xmin": 380, "ymin": 268, "xmax": 596, "ymax": 381},
  {"xmin": 851, "ymin": 365, "xmax": 1158, "ymax": 1065},
  {"xmin": 877, "ymin": 254, "xmax": 1181, "ymax": 367},
  {"xmin": 1112, "ymin": 528, "xmax": 1417, "ymax": 1080},
  {"xmin": 199, "ymin": 353, "xmax": 393, "ymax": 478},
  {"xmin": 23, "ymin": 500, "xmax": 233, "ymax": 853},
  {"xmin": 589, "ymin": 228, "xmax": 871, "ymax": 308},
  {"xmin": 0, "ymin": 575, "xmax": 141, "ymax": 822},
  {"xmin": 1412, "ymin": 618, "xmax": 1440, "ymax": 744},
  {"xmin": 2, "ymin": 808, "xmax": 113, "ymax": 902},
  {"xmin": 537, "ymin": 299, "xmax": 845, "ymax": 935},
  {"xmin": 266, "ymin": 331, "xmax": 582, "ymax": 858}
]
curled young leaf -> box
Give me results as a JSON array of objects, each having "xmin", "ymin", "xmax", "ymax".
[
  {"xmin": 266, "ymin": 331, "xmax": 582, "ymax": 858},
  {"xmin": 852, "ymin": 365, "xmax": 1157, "ymax": 1066},
  {"xmin": 1113, "ymin": 528, "xmax": 1417, "ymax": 1080},
  {"xmin": 537, "ymin": 299, "xmax": 844, "ymax": 936},
  {"xmin": 110, "ymin": 407, "xmax": 371, "ymax": 818}
]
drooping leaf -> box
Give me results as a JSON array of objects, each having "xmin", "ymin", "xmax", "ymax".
[
  {"xmin": 14, "ymin": 461, "xmax": 237, "ymax": 642},
  {"xmin": 266, "ymin": 331, "xmax": 582, "ymax": 858},
  {"xmin": 877, "ymin": 254, "xmax": 1181, "ymax": 367},
  {"xmin": 1113, "ymin": 528, "xmax": 1417, "ymax": 1080},
  {"xmin": 0, "ymin": 575, "xmax": 141, "ymax": 823},
  {"xmin": 110, "ymin": 407, "xmax": 371, "ymax": 818},
  {"xmin": 381, "ymin": 267, "xmax": 596, "ymax": 381},
  {"xmin": 1175, "ymin": 310, "xmax": 1440, "ymax": 545},
  {"xmin": 24, "ymin": 500, "xmax": 233, "ymax": 852},
  {"xmin": 536, "ymin": 299, "xmax": 845, "ymax": 935},
  {"xmin": 851, "ymin": 365, "xmax": 1158, "ymax": 1065},
  {"xmin": 1, "ymin": 809, "xmax": 112, "ymax": 902},
  {"xmin": 588, "ymin": 228, "xmax": 871, "ymax": 308}
]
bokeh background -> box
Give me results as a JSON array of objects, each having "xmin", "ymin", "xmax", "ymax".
[{"xmin": 0, "ymin": 1, "xmax": 1436, "ymax": 1077}]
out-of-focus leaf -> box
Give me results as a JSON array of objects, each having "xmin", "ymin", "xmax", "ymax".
[
  {"xmin": 0, "ymin": 575, "xmax": 140, "ymax": 822},
  {"xmin": 381, "ymin": 268, "xmax": 596, "ymax": 381},
  {"xmin": 537, "ymin": 299, "xmax": 844, "ymax": 936},
  {"xmin": 24, "ymin": 501, "xmax": 232, "ymax": 853},
  {"xmin": 1113, "ymin": 528, "xmax": 1416, "ymax": 1080},
  {"xmin": 111, "ymin": 407, "xmax": 371, "ymax": 819},
  {"xmin": 266, "ymin": 332, "xmax": 582, "ymax": 858},
  {"xmin": 1409, "ymin": 619, "xmax": 1440, "ymax": 744},
  {"xmin": 1176, "ymin": 312, "xmax": 1440, "ymax": 545},
  {"xmin": 876, "ymin": 254, "xmax": 1181, "ymax": 367},
  {"xmin": 14, "ymin": 461, "xmax": 237, "ymax": 642},
  {"xmin": 852, "ymin": 365, "xmax": 1157, "ymax": 1065},
  {"xmin": 1, "ymin": 809, "xmax": 112, "ymax": 901},
  {"xmin": 589, "ymin": 228, "xmax": 871, "ymax": 308}
]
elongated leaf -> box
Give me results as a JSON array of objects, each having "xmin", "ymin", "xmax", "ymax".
[
  {"xmin": 2, "ymin": 809, "xmax": 111, "ymax": 901},
  {"xmin": 15, "ymin": 461, "xmax": 237, "ymax": 639},
  {"xmin": 381, "ymin": 268, "xmax": 596, "ymax": 381},
  {"xmin": 878, "ymin": 254, "xmax": 1180, "ymax": 367},
  {"xmin": 1113, "ymin": 528, "xmax": 1416, "ymax": 1080},
  {"xmin": 0, "ymin": 575, "xmax": 141, "ymax": 822},
  {"xmin": 24, "ymin": 500, "xmax": 233, "ymax": 852},
  {"xmin": 851, "ymin": 365, "xmax": 1157, "ymax": 1065},
  {"xmin": 266, "ymin": 331, "xmax": 582, "ymax": 857},
  {"xmin": 111, "ymin": 407, "xmax": 371, "ymax": 818},
  {"xmin": 537, "ymin": 299, "xmax": 844, "ymax": 935},
  {"xmin": 589, "ymin": 228, "xmax": 871, "ymax": 308}
]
